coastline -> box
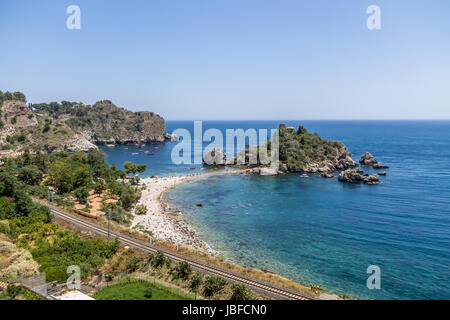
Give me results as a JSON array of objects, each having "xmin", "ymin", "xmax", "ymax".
[{"xmin": 132, "ymin": 169, "xmax": 243, "ymax": 256}]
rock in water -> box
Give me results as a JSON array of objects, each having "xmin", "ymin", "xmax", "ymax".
[
  {"xmin": 373, "ymin": 163, "xmax": 389, "ymax": 169},
  {"xmin": 363, "ymin": 174, "xmax": 380, "ymax": 185},
  {"xmin": 321, "ymin": 172, "xmax": 335, "ymax": 178},
  {"xmin": 338, "ymin": 169, "xmax": 365, "ymax": 183},
  {"xmin": 359, "ymin": 152, "xmax": 378, "ymax": 166},
  {"xmin": 203, "ymin": 148, "xmax": 226, "ymax": 166},
  {"xmin": 360, "ymin": 152, "xmax": 389, "ymax": 169}
]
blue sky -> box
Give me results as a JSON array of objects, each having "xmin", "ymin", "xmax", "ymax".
[{"xmin": 1, "ymin": 0, "xmax": 449, "ymax": 120}]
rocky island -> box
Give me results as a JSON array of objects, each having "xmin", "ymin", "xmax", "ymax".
[
  {"xmin": 0, "ymin": 91, "xmax": 175, "ymax": 153},
  {"xmin": 203, "ymin": 124, "xmax": 388, "ymax": 184}
]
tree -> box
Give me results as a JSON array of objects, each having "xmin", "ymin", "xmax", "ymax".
[
  {"xmin": 126, "ymin": 255, "xmax": 142, "ymax": 273},
  {"xmin": 230, "ymin": 283, "xmax": 253, "ymax": 300},
  {"xmin": 149, "ymin": 251, "xmax": 167, "ymax": 269},
  {"xmin": 93, "ymin": 181, "xmax": 106, "ymax": 195},
  {"xmin": 12, "ymin": 92, "xmax": 26, "ymax": 102},
  {"xmin": 190, "ymin": 273, "xmax": 203, "ymax": 299},
  {"xmin": 18, "ymin": 166, "xmax": 43, "ymax": 185},
  {"xmin": 202, "ymin": 276, "xmax": 227, "ymax": 298},
  {"xmin": 173, "ymin": 261, "xmax": 192, "ymax": 280},
  {"xmin": 48, "ymin": 159, "xmax": 91, "ymax": 193},
  {"xmin": 74, "ymin": 186, "xmax": 90, "ymax": 204},
  {"xmin": 0, "ymin": 196, "xmax": 15, "ymax": 220},
  {"xmin": 123, "ymin": 162, "xmax": 147, "ymax": 175}
]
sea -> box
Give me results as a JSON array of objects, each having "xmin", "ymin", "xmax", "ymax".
[{"xmin": 100, "ymin": 120, "xmax": 450, "ymax": 299}]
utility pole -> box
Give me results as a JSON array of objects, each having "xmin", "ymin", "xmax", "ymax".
[{"xmin": 107, "ymin": 209, "xmax": 111, "ymax": 240}]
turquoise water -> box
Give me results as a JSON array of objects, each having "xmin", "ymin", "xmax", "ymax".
[{"xmin": 103, "ymin": 121, "xmax": 450, "ymax": 299}]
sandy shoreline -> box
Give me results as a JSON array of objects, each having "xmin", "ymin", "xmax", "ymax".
[
  {"xmin": 132, "ymin": 173, "xmax": 211, "ymax": 252},
  {"xmin": 132, "ymin": 169, "xmax": 243, "ymax": 255}
]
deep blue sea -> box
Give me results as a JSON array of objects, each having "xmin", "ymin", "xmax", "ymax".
[{"xmin": 101, "ymin": 121, "xmax": 450, "ymax": 299}]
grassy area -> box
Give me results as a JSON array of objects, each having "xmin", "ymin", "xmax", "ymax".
[{"xmin": 93, "ymin": 278, "xmax": 192, "ymax": 300}]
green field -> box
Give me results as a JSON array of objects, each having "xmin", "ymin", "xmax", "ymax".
[{"xmin": 93, "ymin": 278, "xmax": 193, "ymax": 300}]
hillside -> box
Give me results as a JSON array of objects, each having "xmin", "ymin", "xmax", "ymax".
[
  {"xmin": 276, "ymin": 124, "xmax": 357, "ymax": 174},
  {"xmin": 0, "ymin": 91, "xmax": 170, "ymax": 153}
]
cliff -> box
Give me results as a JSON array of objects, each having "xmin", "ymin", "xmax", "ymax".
[{"xmin": 0, "ymin": 92, "xmax": 169, "ymax": 153}]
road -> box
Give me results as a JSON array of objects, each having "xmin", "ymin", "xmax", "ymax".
[{"xmin": 49, "ymin": 205, "xmax": 314, "ymax": 300}]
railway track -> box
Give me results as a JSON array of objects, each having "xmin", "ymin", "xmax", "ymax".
[{"xmin": 49, "ymin": 206, "xmax": 314, "ymax": 300}]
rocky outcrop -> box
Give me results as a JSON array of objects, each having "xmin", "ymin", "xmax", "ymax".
[
  {"xmin": 338, "ymin": 169, "xmax": 365, "ymax": 183},
  {"xmin": 0, "ymin": 240, "xmax": 40, "ymax": 282},
  {"xmin": 360, "ymin": 152, "xmax": 389, "ymax": 169},
  {"xmin": 0, "ymin": 98, "xmax": 170, "ymax": 152},
  {"xmin": 321, "ymin": 172, "xmax": 335, "ymax": 178},
  {"xmin": 0, "ymin": 100, "xmax": 37, "ymax": 127},
  {"xmin": 259, "ymin": 167, "xmax": 279, "ymax": 176},
  {"xmin": 373, "ymin": 163, "xmax": 389, "ymax": 169},
  {"xmin": 359, "ymin": 152, "xmax": 377, "ymax": 166},
  {"xmin": 338, "ymin": 169, "xmax": 380, "ymax": 185},
  {"xmin": 363, "ymin": 174, "xmax": 380, "ymax": 185},
  {"xmin": 164, "ymin": 133, "xmax": 179, "ymax": 142},
  {"xmin": 203, "ymin": 148, "xmax": 226, "ymax": 166}
]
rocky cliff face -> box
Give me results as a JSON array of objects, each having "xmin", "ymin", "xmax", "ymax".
[
  {"xmin": 0, "ymin": 98, "xmax": 169, "ymax": 152},
  {"xmin": 73, "ymin": 100, "xmax": 167, "ymax": 145}
]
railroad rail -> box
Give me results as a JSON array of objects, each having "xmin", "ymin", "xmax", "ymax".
[{"xmin": 49, "ymin": 206, "xmax": 314, "ymax": 300}]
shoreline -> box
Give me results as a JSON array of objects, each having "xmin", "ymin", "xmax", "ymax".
[{"xmin": 132, "ymin": 169, "xmax": 243, "ymax": 256}]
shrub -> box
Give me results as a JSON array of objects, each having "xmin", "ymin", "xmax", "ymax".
[
  {"xmin": 93, "ymin": 181, "xmax": 106, "ymax": 195},
  {"xmin": 202, "ymin": 276, "xmax": 227, "ymax": 298},
  {"xmin": 173, "ymin": 261, "xmax": 192, "ymax": 280},
  {"xmin": 0, "ymin": 196, "xmax": 15, "ymax": 219},
  {"xmin": 74, "ymin": 186, "xmax": 90, "ymax": 204},
  {"xmin": 149, "ymin": 251, "xmax": 167, "ymax": 269},
  {"xmin": 190, "ymin": 273, "xmax": 203, "ymax": 295},
  {"xmin": 144, "ymin": 287, "xmax": 153, "ymax": 298},
  {"xmin": 126, "ymin": 255, "xmax": 142, "ymax": 273},
  {"xmin": 134, "ymin": 204, "xmax": 147, "ymax": 215},
  {"xmin": 6, "ymin": 285, "xmax": 23, "ymax": 299},
  {"xmin": 230, "ymin": 283, "xmax": 253, "ymax": 300},
  {"xmin": 18, "ymin": 166, "xmax": 43, "ymax": 186}
]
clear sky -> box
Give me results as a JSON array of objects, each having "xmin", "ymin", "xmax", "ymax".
[{"xmin": 1, "ymin": 0, "xmax": 449, "ymax": 120}]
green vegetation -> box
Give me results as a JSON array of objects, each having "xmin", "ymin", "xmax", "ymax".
[
  {"xmin": 148, "ymin": 251, "xmax": 171, "ymax": 269},
  {"xmin": 202, "ymin": 276, "xmax": 228, "ymax": 298},
  {"xmin": 189, "ymin": 273, "xmax": 203, "ymax": 298},
  {"xmin": 172, "ymin": 261, "xmax": 192, "ymax": 280},
  {"xmin": 93, "ymin": 278, "xmax": 191, "ymax": 300},
  {"xmin": 0, "ymin": 149, "xmax": 147, "ymax": 285},
  {"xmin": 230, "ymin": 283, "xmax": 253, "ymax": 300},
  {"xmin": 0, "ymin": 90, "xmax": 26, "ymax": 104},
  {"xmin": 0, "ymin": 285, "xmax": 44, "ymax": 301},
  {"xmin": 30, "ymin": 232, "xmax": 120, "ymax": 282},
  {"xmin": 134, "ymin": 204, "xmax": 147, "ymax": 215},
  {"xmin": 0, "ymin": 95, "xmax": 166, "ymax": 153},
  {"xmin": 277, "ymin": 125, "xmax": 348, "ymax": 170},
  {"xmin": 0, "ymin": 148, "xmax": 145, "ymax": 226}
]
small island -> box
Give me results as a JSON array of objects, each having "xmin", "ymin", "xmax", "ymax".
[{"xmin": 203, "ymin": 124, "xmax": 388, "ymax": 185}]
